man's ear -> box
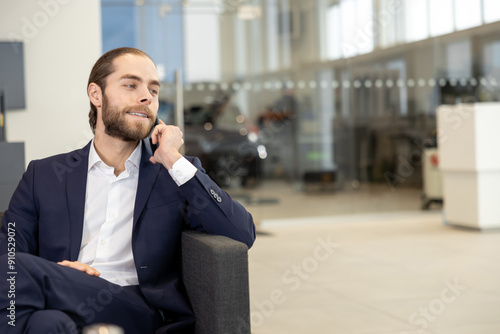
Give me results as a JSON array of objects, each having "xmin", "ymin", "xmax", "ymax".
[{"xmin": 88, "ymin": 83, "xmax": 102, "ymax": 108}]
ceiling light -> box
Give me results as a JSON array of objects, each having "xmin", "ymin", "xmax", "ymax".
[{"xmin": 237, "ymin": 5, "xmax": 261, "ymax": 20}]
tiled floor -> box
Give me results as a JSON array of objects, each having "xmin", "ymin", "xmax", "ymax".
[
  {"xmin": 230, "ymin": 180, "xmax": 424, "ymax": 224},
  {"xmin": 230, "ymin": 181, "xmax": 500, "ymax": 334}
]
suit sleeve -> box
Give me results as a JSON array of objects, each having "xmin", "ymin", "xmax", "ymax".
[
  {"xmin": 176, "ymin": 156, "xmax": 256, "ymax": 249},
  {"xmin": 0, "ymin": 161, "xmax": 39, "ymax": 256}
]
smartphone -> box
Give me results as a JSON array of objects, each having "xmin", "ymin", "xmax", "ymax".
[{"xmin": 149, "ymin": 117, "xmax": 160, "ymax": 154}]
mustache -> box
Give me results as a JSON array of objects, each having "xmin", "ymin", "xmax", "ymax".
[{"xmin": 123, "ymin": 105, "xmax": 153, "ymax": 118}]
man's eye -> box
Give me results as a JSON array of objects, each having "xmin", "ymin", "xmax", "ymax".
[
  {"xmin": 150, "ymin": 89, "xmax": 159, "ymax": 95},
  {"xmin": 126, "ymin": 84, "xmax": 136, "ymax": 89}
]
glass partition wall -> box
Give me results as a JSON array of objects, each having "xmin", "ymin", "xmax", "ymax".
[{"xmin": 102, "ymin": 0, "xmax": 500, "ymax": 215}]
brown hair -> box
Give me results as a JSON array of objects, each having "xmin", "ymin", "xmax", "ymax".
[{"xmin": 87, "ymin": 47, "xmax": 154, "ymax": 133}]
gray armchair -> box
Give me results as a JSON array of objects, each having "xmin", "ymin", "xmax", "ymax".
[
  {"xmin": 182, "ymin": 230, "xmax": 251, "ymax": 334},
  {"xmin": 0, "ymin": 212, "xmax": 251, "ymax": 334}
]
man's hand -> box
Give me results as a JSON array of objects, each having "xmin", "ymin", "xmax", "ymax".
[
  {"xmin": 57, "ymin": 260, "xmax": 101, "ymax": 277},
  {"xmin": 149, "ymin": 119, "xmax": 184, "ymax": 170}
]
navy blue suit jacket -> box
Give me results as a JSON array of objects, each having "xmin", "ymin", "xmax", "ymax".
[{"xmin": 0, "ymin": 140, "xmax": 255, "ymax": 329}]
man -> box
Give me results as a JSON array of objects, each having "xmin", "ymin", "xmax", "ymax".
[{"xmin": 0, "ymin": 47, "xmax": 255, "ymax": 333}]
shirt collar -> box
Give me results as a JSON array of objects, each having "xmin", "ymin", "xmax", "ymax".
[{"xmin": 88, "ymin": 140, "xmax": 142, "ymax": 171}]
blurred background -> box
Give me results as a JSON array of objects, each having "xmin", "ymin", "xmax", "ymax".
[
  {"xmin": 98, "ymin": 0, "xmax": 499, "ymax": 220},
  {"xmin": 2, "ymin": 1, "xmax": 500, "ymax": 333},
  {"xmin": 3, "ymin": 0, "xmax": 500, "ymax": 214}
]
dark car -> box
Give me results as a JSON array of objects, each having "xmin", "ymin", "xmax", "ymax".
[{"xmin": 158, "ymin": 95, "xmax": 267, "ymax": 188}]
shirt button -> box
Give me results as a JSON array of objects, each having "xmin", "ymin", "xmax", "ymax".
[
  {"xmin": 101, "ymin": 239, "xmax": 108, "ymax": 245},
  {"xmin": 108, "ymin": 213, "xmax": 116, "ymax": 219},
  {"xmin": 176, "ymin": 171, "xmax": 183, "ymax": 177}
]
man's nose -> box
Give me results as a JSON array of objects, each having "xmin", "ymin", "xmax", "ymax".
[{"xmin": 138, "ymin": 87, "xmax": 153, "ymax": 104}]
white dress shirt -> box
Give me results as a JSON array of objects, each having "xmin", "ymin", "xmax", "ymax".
[{"xmin": 78, "ymin": 141, "xmax": 197, "ymax": 286}]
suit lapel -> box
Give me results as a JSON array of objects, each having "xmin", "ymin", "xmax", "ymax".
[
  {"xmin": 67, "ymin": 142, "xmax": 91, "ymax": 261},
  {"xmin": 134, "ymin": 140, "xmax": 161, "ymax": 228}
]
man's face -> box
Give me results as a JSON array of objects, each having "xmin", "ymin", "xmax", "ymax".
[{"xmin": 99, "ymin": 54, "xmax": 160, "ymax": 141}]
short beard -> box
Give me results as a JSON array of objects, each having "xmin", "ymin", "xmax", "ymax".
[{"xmin": 101, "ymin": 93, "xmax": 155, "ymax": 141}]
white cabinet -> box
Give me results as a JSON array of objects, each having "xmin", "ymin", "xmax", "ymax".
[{"xmin": 437, "ymin": 103, "xmax": 500, "ymax": 229}]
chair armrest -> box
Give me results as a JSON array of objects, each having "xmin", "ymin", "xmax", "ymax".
[{"xmin": 182, "ymin": 230, "xmax": 251, "ymax": 334}]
